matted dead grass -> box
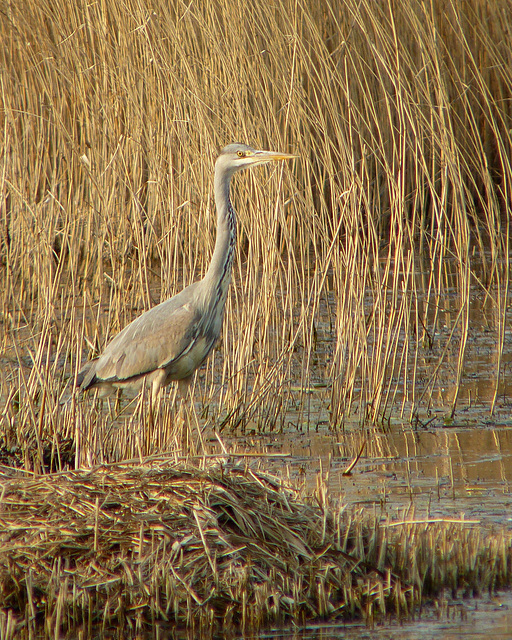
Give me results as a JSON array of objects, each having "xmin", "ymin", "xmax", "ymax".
[{"xmin": 0, "ymin": 461, "xmax": 510, "ymax": 638}]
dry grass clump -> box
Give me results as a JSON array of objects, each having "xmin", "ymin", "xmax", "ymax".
[
  {"xmin": 0, "ymin": 462, "xmax": 511, "ymax": 638},
  {"xmin": 0, "ymin": 462, "xmax": 399, "ymax": 637}
]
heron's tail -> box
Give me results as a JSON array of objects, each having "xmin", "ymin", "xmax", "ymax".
[{"xmin": 75, "ymin": 360, "xmax": 98, "ymax": 391}]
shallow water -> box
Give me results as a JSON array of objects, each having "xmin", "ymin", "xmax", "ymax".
[
  {"xmin": 246, "ymin": 591, "xmax": 512, "ymax": 638},
  {"xmin": 230, "ymin": 421, "xmax": 512, "ymax": 528}
]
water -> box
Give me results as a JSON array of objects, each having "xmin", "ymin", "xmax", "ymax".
[
  {"xmin": 246, "ymin": 591, "xmax": 512, "ymax": 638},
  {"xmin": 231, "ymin": 423, "xmax": 512, "ymax": 525}
]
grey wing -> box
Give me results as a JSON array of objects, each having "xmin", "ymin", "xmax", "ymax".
[{"xmin": 80, "ymin": 288, "xmax": 202, "ymax": 388}]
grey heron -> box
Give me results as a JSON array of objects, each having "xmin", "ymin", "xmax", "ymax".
[{"xmin": 76, "ymin": 143, "xmax": 296, "ymax": 403}]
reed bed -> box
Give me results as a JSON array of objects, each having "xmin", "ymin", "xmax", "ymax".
[
  {"xmin": 1, "ymin": 0, "xmax": 511, "ymax": 463},
  {"xmin": 0, "ymin": 461, "xmax": 510, "ymax": 638}
]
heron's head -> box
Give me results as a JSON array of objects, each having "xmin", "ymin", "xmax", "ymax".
[{"xmin": 216, "ymin": 143, "xmax": 296, "ymax": 177}]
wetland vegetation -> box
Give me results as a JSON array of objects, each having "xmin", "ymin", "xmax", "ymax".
[{"xmin": 0, "ymin": 0, "xmax": 511, "ymax": 636}]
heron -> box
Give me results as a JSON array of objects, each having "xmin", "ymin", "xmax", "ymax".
[{"xmin": 76, "ymin": 143, "xmax": 296, "ymax": 405}]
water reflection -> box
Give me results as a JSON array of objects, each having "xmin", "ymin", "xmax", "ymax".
[
  {"xmin": 230, "ymin": 423, "xmax": 512, "ymax": 528},
  {"xmin": 150, "ymin": 592, "xmax": 512, "ymax": 639},
  {"xmin": 242, "ymin": 591, "xmax": 512, "ymax": 638}
]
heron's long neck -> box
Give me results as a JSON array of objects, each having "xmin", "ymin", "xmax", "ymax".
[{"xmin": 203, "ymin": 166, "xmax": 237, "ymax": 306}]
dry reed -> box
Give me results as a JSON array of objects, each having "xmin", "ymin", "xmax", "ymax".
[
  {"xmin": 0, "ymin": 0, "xmax": 511, "ymax": 463},
  {"xmin": 0, "ymin": 461, "xmax": 510, "ymax": 638}
]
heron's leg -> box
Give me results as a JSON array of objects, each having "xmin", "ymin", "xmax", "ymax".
[
  {"xmin": 173, "ymin": 376, "xmax": 194, "ymax": 454},
  {"xmin": 151, "ymin": 369, "xmax": 167, "ymax": 407},
  {"xmin": 177, "ymin": 376, "xmax": 192, "ymax": 399},
  {"xmin": 147, "ymin": 369, "xmax": 167, "ymax": 429},
  {"xmin": 177, "ymin": 376, "xmax": 206, "ymax": 454}
]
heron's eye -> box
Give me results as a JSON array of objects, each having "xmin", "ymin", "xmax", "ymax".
[{"xmin": 237, "ymin": 150, "xmax": 245, "ymax": 158}]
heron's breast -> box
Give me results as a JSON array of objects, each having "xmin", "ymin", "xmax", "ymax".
[{"xmin": 165, "ymin": 335, "xmax": 215, "ymax": 380}]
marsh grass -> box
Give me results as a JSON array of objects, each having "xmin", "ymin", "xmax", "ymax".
[
  {"xmin": 1, "ymin": 0, "xmax": 511, "ymax": 464},
  {"xmin": 0, "ymin": 461, "xmax": 510, "ymax": 638}
]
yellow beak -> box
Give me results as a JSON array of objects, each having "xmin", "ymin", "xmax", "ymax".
[{"xmin": 253, "ymin": 150, "xmax": 298, "ymax": 162}]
